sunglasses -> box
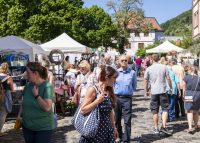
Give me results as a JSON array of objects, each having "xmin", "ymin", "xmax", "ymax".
[{"xmin": 121, "ymin": 60, "xmax": 128, "ymax": 62}]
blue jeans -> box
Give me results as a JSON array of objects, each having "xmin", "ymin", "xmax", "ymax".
[
  {"xmin": 115, "ymin": 96, "xmax": 132, "ymax": 143},
  {"xmin": 168, "ymin": 94, "xmax": 176, "ymax": 121},
  {"xmin": 136, "ymin": 65, "xmax": 141, "ymax": 76},
  {"xmin": 22, "ymin": 126, "xmax": 53, "ymax": 143}
]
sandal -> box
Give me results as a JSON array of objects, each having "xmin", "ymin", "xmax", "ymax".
[
  {"xmin": 187, "ymin": 128, "xmax": 194, "ymax": 134},
  {"xmin": 194, "ymin": 125, "xmax": 200, "ymax": 131}
]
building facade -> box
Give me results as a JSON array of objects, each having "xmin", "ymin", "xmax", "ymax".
[
  {"xmin": 127, "ymin": 17, "xmax": 163, "ymax": 56},
  {"xmin": 193, "ymin": 0, "xmax": 200, "ymax": 39}
]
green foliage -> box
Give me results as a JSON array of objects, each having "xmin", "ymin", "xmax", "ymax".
[
  {"xmin": 0, "ymin": 0, "xmax": 117, "ymax": 49},
  {"xmin": 170, "ymin": 37, "xmax": 192, "ymax": 49},
  {"xmin": 161, "ymin": 9, "xmax": 192, "ymax": 37},
  {"xmin": 72, "ymin": 6, "xmax": 118, "ymax": 48},
  {"xmin": 187, "ymin": 38, "xmax": 200, "ymax": 56},
  {"xmin": 0, "ymin": 0, "xmax": 84, "ymax": 42},
  {"xmin": 146, "ymin": 41, "xmax": 162, "ymax": 49},
  {"xmin": 135, "ymin": 49, "xmax": 145, "ymax": 57}
]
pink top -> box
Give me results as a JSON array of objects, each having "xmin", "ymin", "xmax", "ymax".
[{"xmin": 135, "ymin": 58, "xmax": 142, "ymax": 66}]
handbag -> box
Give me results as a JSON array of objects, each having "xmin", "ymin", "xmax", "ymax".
[
  {"xmin": 71, "ymin": 86, "xmax": 100, "ymax": 138},
  {"xmin": 52, "ymin": 103, "xmax": 58, "ymax": 128},
  {"xmin": 14, "ymin": 119, "xmax": 22, "ymax": 129},
  {"xmin": 184, "ymin": 76, "xmax": 199, "ymax": 102},
  {"xmin": 4, "ymin": 90, "xmax": 13, "ymax": 113},
  {"xmin": 0, "ymin": 76, "xmax": 12, "ymax": 113},
  {"xmin": 0, "ymin": 76, "xmax": 10, "ymax": 103}
]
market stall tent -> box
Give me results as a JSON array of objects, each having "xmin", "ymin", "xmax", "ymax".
[
  {"xmin": 40, "ymin": 33, "xmax": 92, "ymax": 53},
  {"xmin": 0, "ymin": 35, "xmax": 46, "ymax": 61},
  {"xmin": 146, "ymin": 41, "xmax": 185, "ymax": 53}
]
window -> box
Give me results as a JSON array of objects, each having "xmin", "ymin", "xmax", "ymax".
[
  {"xmin": 135, "ymin": 31, "xmax": 140, "ymax": 37},
  {"xmin": 138, "ymin": 43, "xmax": 144, "ymax": 50},
  {"xmin": 126, "ymin": 43, "xmax": 131, "ymax": 49},
  {"xmin": 194, "ymin": 11, "xmax": 199, "ymax": 28},
  {"xmin": 144, "ymin": 32, "xmax": 149, "ymax": 37}
]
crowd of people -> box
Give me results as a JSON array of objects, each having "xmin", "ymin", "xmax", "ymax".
[
  {"xmin": 0, "ymin": 53, "xmax": 199, "ymax": 143},
  {"xmin": 145, "ymin": 54, "xmax": 200, "ymax": 136}
]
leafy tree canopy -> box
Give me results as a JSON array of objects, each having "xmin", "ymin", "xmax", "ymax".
[
  {"xmin": 0, "ymin": 0, "xmax": 117, "ymax": 49},
  {"xmin": 71, "ymin": 6, "xmax": 118, "ymax": 48},
  {"xmin": 0, "ymin": 0, "xmax": 84, "ymax": 42}
]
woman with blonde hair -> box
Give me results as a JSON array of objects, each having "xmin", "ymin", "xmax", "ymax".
[
  {"xmin": 159, "ymin": 56, "xmax": 168, "ymax": 65},
  {"xmin": 183, "ymin": 65, "xmax": 200, "ymax": 133},
  {"xmin": 0, "ymin": 62, "xmax": 14, "ymax": 135},
  {"xmin": 73, "ymin": 60, "xmax": 94, "ymax": 104}
]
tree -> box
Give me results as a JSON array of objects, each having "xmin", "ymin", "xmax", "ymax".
[
  {"xmin": 188, "ymin": 38, "xmax": 200, "ymax": 56},
  {"xmin": 0, "ymin": 0, "xmax": 117, "ymax": 49},
  {"xmin": 107, "ymin": 0, "xmax": 145, "ymax": 53},
  {"xmin": 0, "ymin": 0, "xmax": 84, "ymax": 43},
  {"xmin": 71, "ymin": 6, "xmax": 118, "ymax": 48}
]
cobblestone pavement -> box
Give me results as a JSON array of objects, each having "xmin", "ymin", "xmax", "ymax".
[{"xmin": 1, "ymin": 77, "xmax": 200, "ymax": 143}]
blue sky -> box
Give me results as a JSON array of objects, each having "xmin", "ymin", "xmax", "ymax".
[{"xmin": 83, "ymin": 0, "xmax": 192, "ymax": 24}]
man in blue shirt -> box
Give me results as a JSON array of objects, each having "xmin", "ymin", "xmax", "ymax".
[{"xmin": 114, "ymin": 55, "xmax": 137, "ymax": 143}]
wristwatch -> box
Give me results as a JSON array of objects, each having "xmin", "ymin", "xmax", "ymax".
[{"xmin": 35, "ymin": 95, "xmax": 40, "ymax": 99}]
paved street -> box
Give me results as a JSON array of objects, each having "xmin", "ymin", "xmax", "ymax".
[{"xmin": 1, "ymin": 77, "xmax": 200, "ymax": 143}]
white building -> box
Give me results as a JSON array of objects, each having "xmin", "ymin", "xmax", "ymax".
[
  {"xmin": 193, "ymin": 0, "xmax": 200, "ymax": 39},
  {"xmin": 127, "ymin": 17, "xmax": 163, "ymax": 56}
]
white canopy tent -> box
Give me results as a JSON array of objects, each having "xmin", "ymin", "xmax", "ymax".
[
  {"xmin": 40, "ymin": 33, "xmax": 92, "ymax": 53},
  {"xmin": 146, "ymin": 41, "xmax": 185, "ymax": 53},
  {"xmin": 0, "ymin": 35, "xmax": 46, "ymax": 61}
]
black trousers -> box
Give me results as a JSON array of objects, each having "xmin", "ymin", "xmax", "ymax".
[
  {"xmin": 175, "ymin": 89, "xmax": 186, "ymax": 118},
  {"xmin": 115, "ymin": 96, "xmax": 132, "ymax": 143}
]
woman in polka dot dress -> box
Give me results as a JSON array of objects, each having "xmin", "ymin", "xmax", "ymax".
[{"xmin": 79, "ymin": 66, "xmax": 119, "ymax": 143}]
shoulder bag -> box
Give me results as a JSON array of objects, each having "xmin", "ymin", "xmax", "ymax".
[
  {"xmin": 185, "ymin": 76, "xmax": 199, "ymax": 102},
  {"xmin": 71, "ymin": 86, "xmax": 100, "ymax": 138},
  {"xmin": 2, "ymin": 76, "xmax": 13, "ymax": 113},
  {"xmin": 0, "ymin": 76, "xmax": 10, "ymax": 103}
]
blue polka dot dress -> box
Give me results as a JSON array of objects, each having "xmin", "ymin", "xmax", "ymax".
[{"xmin": 79, "ymin": 96, "xmax": 115, "ymax": 143}]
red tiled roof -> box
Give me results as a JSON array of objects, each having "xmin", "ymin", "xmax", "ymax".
[
  {"xmin": 128, "ymin": 17, "xmax": 163, "ymax": 31},
  {"xmin": 145, "ymin": 17, "xmax": 162, "ymax": 31}
]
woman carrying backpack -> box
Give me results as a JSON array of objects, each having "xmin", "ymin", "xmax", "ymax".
[{"xmin": 0, "ymin": 62, "xmax": 14, "ymax": 136}]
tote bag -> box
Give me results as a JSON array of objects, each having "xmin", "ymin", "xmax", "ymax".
[
  {"xmin": 71, "ymin": 86, "xmax": 100, "ymax": 138},
  {"xmin": 71, "ymin": 105, "xmax": 100, "ymax": 138}
]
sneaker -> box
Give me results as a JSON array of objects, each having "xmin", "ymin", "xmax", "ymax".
[
  {"xmin": 160, "ymin": 126, "xmax": 172, "ymax": 135},
  {"xmin": 153, "ymin": 128, "xmax": 160, "ymax": 134}
]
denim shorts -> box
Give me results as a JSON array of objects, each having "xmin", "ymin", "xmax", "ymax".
[{"xmin": 150, "ymin": 93, "xmax": 169, "ymax": 113}]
